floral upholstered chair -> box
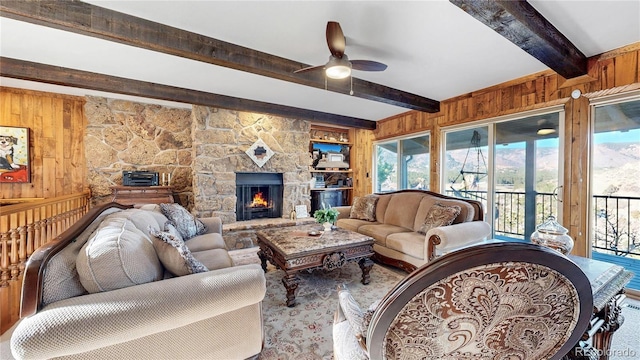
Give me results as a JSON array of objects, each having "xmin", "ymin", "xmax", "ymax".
[{"xmin": 333, "ymin": 242, "xmax": 593, "ymax": 360}]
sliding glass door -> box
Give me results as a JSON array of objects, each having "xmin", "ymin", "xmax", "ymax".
[
  {"xmin": 590, "ymin": 96, "xmax": 640, "ymax": 291},
  {"xmin": 442, "ymin": 109, "xmax": 564, "ymax": 241}
]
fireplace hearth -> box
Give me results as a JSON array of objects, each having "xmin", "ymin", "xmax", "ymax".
[{"xmin": 236, "ymin": 173, "xmax": 283, "ymax": 221}]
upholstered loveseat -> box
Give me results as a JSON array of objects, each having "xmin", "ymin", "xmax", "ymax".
[
  {"xmin": 10, "ymin": 202, "xmax": 266, "ymax": 360},
  {"xmin": 335, "ymin": 189, "xmax": 491, "ymax": 272}
]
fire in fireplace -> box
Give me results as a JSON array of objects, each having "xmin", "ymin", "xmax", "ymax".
[
  {"xmin": 236, "ymin": 173, "xmax": 283, "ymax": 221},
  {"xmin": 249, "ymin": 192, "xmax": 268, "ymax": 208}
]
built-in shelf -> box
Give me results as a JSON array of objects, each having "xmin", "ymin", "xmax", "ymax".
[
  {"xmin": 310, "ymin": 170, "xmax": 352, "ymax": 173},
  {"xmin": 309, "ymin": 126, "xmax": 353, "ymax": 212},
  {"xmin": 310, "ymin": 187, "xmax": 353, "ymax": 191},
  {"xmin": 310, "ymin": 138, "xmax": 352, "ymax": 146}
]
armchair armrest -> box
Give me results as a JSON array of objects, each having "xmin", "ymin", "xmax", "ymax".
[
  {"xmin": 11, "ymin": 264, "xmax": 265, "ymax": 360},
  {"xmin": 334, "ymin": 206, "xmax": 352, "ymax": 220},
  {"xmin": 199, "ymin": 216, "xmax": 223, "ymax": 235},
  {"xmin": 425, "ymin": 221, "xmax": 491, "ymax": 261}
]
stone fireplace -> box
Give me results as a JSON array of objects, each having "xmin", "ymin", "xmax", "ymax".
[
  {"xmin": 83, "ymin": 98, "xmax": 312, "ymax": 221},
  {"xmin": 236, "ymin": 172, "xmax": 283, "ymax": 221},
  {"xmin": 191, "ymin": 106, "xmax": 312, "ymax": 223}
]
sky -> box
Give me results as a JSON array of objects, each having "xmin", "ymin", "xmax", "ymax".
[{"xmin": 594, "ymin": 128, "xmax": 640, "ymax": 144}]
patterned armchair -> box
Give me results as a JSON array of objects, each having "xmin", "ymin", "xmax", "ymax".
[{"xmin": 333, "ymin": 242, "xmax": 593, "ymax": 360}]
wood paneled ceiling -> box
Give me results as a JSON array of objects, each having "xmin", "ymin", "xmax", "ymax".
[{"xmin": 1, "ymin": 1, "xmax": 638, "ymax": 129}]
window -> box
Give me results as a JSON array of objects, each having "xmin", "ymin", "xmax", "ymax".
[{"xmin": 374, "ymin": 134, "xmax": 430, "ymax": 192}]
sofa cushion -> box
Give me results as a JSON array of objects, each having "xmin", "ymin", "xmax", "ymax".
[
  {"xmin": 160, "ymin": 203, "xmax": 206, "ymax": 240},
  {"xmin": 76, "ymin": 217, "xmax": 163, "ymax": 293},
  {"xmin": 41, "ymin": 208, "xmax": 123, "ymax": 306},
  {"xmin": 185, "ymin": 233, "xmax": 227, "ymax": 252},
  {"xmin": 386, "ymin": 232, "xmax": 426, "ymax": 260},
  {"xmin": 373, "ymin": 194, "xmax": 392, "ymax": 224},
  {"xmin": 104, "ymin": 208, "xmax": 168, "ymax": 233},
  {"xmin": 349, "ymin": 196, "xmax": 378, "ymax": 221},
  {"xmin": 192, "ymin": 248, "xmax": 234, "ymax": 270},
  {"xmin": 382, "ymin": 192, "xmax": 425, "ymax": 229},
  {"xmin": 357, "ymin": 223, "xmax": 412, "ymax": 247},
  {"xmin": 336, "ymin": 218, "xmax": 376, "ymax": 233},
  {"xmin": 149, "ymin": 223, "xmax": 209, "ymax": 277},
  {"xmin": 417, "ymin": 203, "xmax": 461, "ymax": 235}
]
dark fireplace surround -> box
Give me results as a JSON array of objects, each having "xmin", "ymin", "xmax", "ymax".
[{"xmin": 236, "ymin": 172, "xmax": 283, "ymax": 221}]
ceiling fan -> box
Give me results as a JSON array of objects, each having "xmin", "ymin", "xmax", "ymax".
[{"xmin": 294, "ymin": 21, "xmax": 388, "ymax": 80}]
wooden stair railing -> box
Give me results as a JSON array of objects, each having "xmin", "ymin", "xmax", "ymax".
[{"xmin": 0, "ymin": 191, "xmax": 91, "ymax": 334}]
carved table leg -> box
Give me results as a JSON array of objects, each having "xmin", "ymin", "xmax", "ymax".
[
  {"xmin": 593, "ymin": 296, "xmax": 625, "ymax": 360},
  {"xmin": 282, "ymin": 272, "xmax": 300, "ymax": 307},
  {"xmin": 257, "ymin": 249, "xmax": 268, "ymax": 272},
  {"xmin": 359, "ymin": 257, "xmax": 374, "ymax": 285}
]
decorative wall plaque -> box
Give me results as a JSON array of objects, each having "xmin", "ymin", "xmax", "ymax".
[{"xmin": 245, "ymin": 138, "xmax": 274, "ymax": 168}]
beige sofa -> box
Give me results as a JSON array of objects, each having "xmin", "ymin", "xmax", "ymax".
[
  {"xmin": 10, "ymin": 202, "xmax": 266, "ymax": 360},
  {"xmin": 336, "ymin": 190, "xmax": 491, "ymax": 272}
]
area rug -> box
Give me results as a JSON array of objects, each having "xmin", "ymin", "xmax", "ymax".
[
  {"xmin": 230, "ymin": 248, "xmax": 405, "ymax": 360},
  {"xmin": 229, "ymin": 248, "xmax": 640, "ymax": 360}
]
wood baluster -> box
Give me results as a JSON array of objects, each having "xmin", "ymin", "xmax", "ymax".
[
  {"xmin": 26, "ymin": 223, "xmax": 35, "ymax": 258},
  {"xmin": 0, "ymin": 232, "xmax": 9, "ymax": 287},
  {"xmin": 9, "ymin": 229, "xmax": 19, "ymax": 281},
  {"xmin": 18, "ymin": 226, "xmax": 27, "ymax": 276},
  {"xmin": 33, "ymin": 219, "xmax": 43, "ymax": 250},
  {"xmin": 45, "ymin": 218, "xmax": 52, "ymax": 246},
  {"xmin": 54, "ymin": 214, "xmax": 61, "ymax": 238}
]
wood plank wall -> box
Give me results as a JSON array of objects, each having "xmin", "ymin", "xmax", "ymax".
[
  {"xmin": 366, "ymin": 42, "xmax": 640, "ymax": 257},
  {"xmin": 0, "ymin": 87, "xmax": 87, "ymax": 200}
]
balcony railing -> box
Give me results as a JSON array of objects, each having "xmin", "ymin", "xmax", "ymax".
[
  {"xmin": 444, "ymin": 190, "xmax": 639, "ymax": 258},
  {"xmin": 592, "ymin": 194, "xmax": 640, "ymax": 257}
]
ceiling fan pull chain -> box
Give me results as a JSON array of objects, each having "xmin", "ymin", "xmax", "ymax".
[{"xmin": 350, "ymin": 76, "xmax": 354, "ymax": 95}]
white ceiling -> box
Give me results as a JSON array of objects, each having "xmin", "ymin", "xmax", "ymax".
[{"xmin": 1, "ymin": 0, "xmax": 639, "ymax": 122}]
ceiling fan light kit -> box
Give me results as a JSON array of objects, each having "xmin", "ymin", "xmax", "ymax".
[
  {"xmin": 325, "ymin": 56, "xmax": 352, "ymax": 79},
  {"xmin": 295, "ymin": 21, "xmax": 387, "ymax": 81}
]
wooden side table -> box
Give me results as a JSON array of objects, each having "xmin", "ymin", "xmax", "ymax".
[{"xmin": 110, "ymin": 186, "xmax": 175, "ymax": 205}]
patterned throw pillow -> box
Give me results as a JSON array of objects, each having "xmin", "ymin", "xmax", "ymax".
[
  {"xmin": 148, "ymin": 223, "xmax": 209, "ymax": 276},
  {"xmin": 160, "ymin": 203, "xmax": 206, "ymax": 240},
  {"xmin": 349, "ymin": 196, "xmax": 379, "ymax": 222},
  {"xmin": 417, "ymin": 203, "xmax": 462, "ymax": 235}
]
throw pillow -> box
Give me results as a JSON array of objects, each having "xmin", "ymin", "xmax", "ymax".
[
  {"xmin": 417, "ymin": 202, "xmax": 462, "ymax": 235},
  {"xmin": 349, "ymin": 196, "xmax": 379, "ymax": 222},
  {"xmin": 149, "ymin": 223, "xmax": 209, "ymax": 276},
  {"xmin": 76, "ymin": 217, "xmax": 163, "ymax": 293},
  {"xmin": 160, "ymin": 203, "xmax": 206, "ymax": 240}
]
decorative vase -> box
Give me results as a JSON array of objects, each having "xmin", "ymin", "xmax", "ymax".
[
  {"xmin": 323, "ymin": 222, "xmax": 333, "ymax": 232},
  {"xmin": 530, "ymin": 215, "xmax": 574, "ymax": 255}
]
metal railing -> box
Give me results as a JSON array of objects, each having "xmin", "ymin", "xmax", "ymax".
[
  {"xmin": 592, "ymin": 194, "xmax": 640, "ymax": 257},
  {"xmin": 444, "ymin": 190, "xmax": 639, "ymax": 258}
]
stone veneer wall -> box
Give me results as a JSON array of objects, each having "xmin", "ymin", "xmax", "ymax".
[
  {"xmin": 84, "ymin": 96, "xmax": 193, "ymax": 206},
  {"xmin": 191, "ymin": 106, "xmax": 312, "ymax": 223}
]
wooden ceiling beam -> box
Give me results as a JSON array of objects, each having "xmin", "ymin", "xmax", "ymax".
[
  {"xmin": 450, "ymin": 0, "xmax": 587, "ymax": 79},
  {"xmin": 0, "ymin": 0, "xmax": 440, "ymax": 113},
  {"xmin": 0, "ymin": 57, "xmax": 376, "ymax": 130}
]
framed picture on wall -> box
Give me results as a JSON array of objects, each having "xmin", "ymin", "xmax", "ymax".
[{"xmin": 0, "ymin": 126, "xmax": 30, "ymax": 183}]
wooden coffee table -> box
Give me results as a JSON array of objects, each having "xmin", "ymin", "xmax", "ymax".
[{"xmin": 256, "ymin": 224, "xmax": 375, "ymax": 307}]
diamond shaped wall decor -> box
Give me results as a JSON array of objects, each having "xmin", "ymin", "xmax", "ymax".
[{"xmin": 245, "ymin": 138, "xmax": 274, "ymax": 168}]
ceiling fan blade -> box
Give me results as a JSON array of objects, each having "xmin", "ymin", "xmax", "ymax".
[
  {"xmin": 293, "ymin": 64, "xmax": 325, "ymax": 74},
  {"xmin": 326, "ymin": 21, "xmax": 346, "ymax": 59},
  {"xmin": 350, "ymin": 60, "xmax": 387, "ymax": 72}
]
